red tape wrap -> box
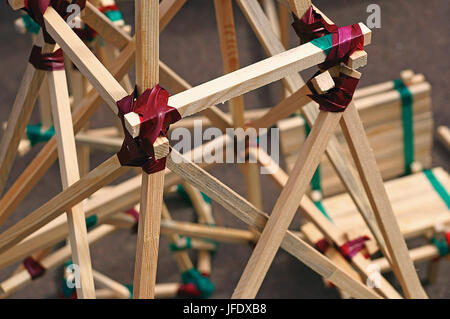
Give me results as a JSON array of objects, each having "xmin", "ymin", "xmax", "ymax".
[
  {"xmin": 29, "ymin": 45, "xmax": 65, "ymax": 71},
  {"xmin": 446, "ymin": 232, "xmax": 450, "ymax": 248},
  {"xmin": 23, "ymin": 256, "xmax": 46, "ymax": 280},
  {"xmin": 292, "ymin": 6, "xmax": 364, "ymax": 68},
  {"xmin": 99, "ymin": 4, "xmax": 119, "ymax": 13},
  {"xmin": 116, "ymin": 85, "xmax": 181, "ymax": 174},
  {"xmin": 292, "ymin": 6, "xmax": 337, "ymax": 43},
  {"xmin": 307, "ymin": 70, "xmax": 360, "ymax": 112},
  {"xmin": 314, "ymin": 238, "xmax": 329, "ymax": 254},
  {"xmin": 339, "ymin": 236, "xmax": 370, "ymax": 260}
]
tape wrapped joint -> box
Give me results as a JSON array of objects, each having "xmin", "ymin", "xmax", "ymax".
[{"xmin": 116, "ymin": 85, "xmax": 181, "ymax": 174}]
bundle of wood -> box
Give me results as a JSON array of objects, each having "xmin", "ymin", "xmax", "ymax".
[
  {"xmin": 279, "ymin": 70, "xmax": 433, "ymax": 198},
  {"xmin": 320, "ymin": 167, "xmax": 450, "ymax": 280}
]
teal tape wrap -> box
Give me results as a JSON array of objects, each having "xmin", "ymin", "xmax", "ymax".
[
  {"xmin": 26, "ymin": 124, "xmax": 55, "ymax": 147},
  {"xmin": 176, "ymin": 185, "xmax": 211, "ymax": 205},
  {"xmin": 104, "ymin": 10, "xmax": 123, "ymax": 22},
  {"xmin": 423, "ymin": 170, "xmax": 450, "ymax": 209},
  {"xmin": 125, "ymin": 284, "xmax": 133, "ymax": 298},
  {"xmin": 302, "ymin": 115, "xmax": 322, "ymax": 195},
  {"xmin": 181, "ymin": 268, "xmax": 215, "ymax": 298},
  {"xmin": 22, "ymin": 15, "xmax": 40, "ymax": 34},
  {"xmin": 431, "ymin": 237, "xmax": 449, "ymax": 257},
  {"xmin": 310, "ymin": 34, "xmax": 333, "ymax": 56},
  {"xmin": 314, "ymin": 201, "xmax": 333, "ymax": 222},
  {"xmin": 169, "ymin": 236, "xmax": 192, "ymax": 252},
  {"xmin": 394, "ymin": 79, "xmax": 414, "ymax": 175},
  {"xmin": 85, "ymin": 214, "xmax": 98, "ymax": 230},
  {"xmin": 62, "ymin": 260, "xmax": 76, "ymax": 298}
]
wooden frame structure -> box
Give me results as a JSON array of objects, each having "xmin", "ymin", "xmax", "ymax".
[{"xmin": 0, "ymin": 0, "xmax": 430, "ymax": 299}]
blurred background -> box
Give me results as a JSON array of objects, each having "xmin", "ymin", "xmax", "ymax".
[{"xmin": 0, "ymin": 0, "xmax": 448, "ymax": 298}]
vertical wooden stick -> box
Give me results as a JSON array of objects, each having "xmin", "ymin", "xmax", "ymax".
[
  {"xmin": 47, "ymin": 47, "xmax": 96, "ymax": 298},
  {"xmin": 214, "ymin": 0, "xmax": 263, "ymax": 210},
  {"xmin": 133, "ymin": 0, "xmax": 165, "ymax": 299}
]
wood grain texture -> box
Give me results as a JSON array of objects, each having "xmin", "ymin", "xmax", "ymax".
[
  {"xmin": 48, "ymin": 66, "xmax": 95, "ymax": 298},
  {"xmin": 0, "ymin": 40, "xmax": 135, "ymax": 228},
  {"xmin": 0, "ymin": 34, "xmax": 52, "ymax": 196},
  {"xmin": 340, "ymin": 103, "xmax": 427, "ymax": 298},
  {"xmin": 166, "ymin": 150, "xmax": 380, "ymax": 299},
  {"xmin": 214, "ymin": 0, "xmax": 262, "ymax": 210},
  {"xmin": 232, "ymin": 111, "xmax": 343, "ymax": 298},
  {"xmin": 237, "ymin": 0, "xmax": 391, "ymax": 265},
  {"xmin": 132, "ymin": 0, "xmax": 163, "ymax": 299}
]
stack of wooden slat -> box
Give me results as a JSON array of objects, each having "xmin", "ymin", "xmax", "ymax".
[
  {"xmin": 278, "ymin": 70, "xmax": 433, "ymax": 197},
  {"xmin": 321, "ymin": 167, "xmax": 450, "ymax": 255}
]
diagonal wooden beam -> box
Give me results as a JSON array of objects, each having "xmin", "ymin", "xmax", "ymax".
[
  {"xmin": 237, "ymin": 0, "xmax": 391, "ymax": 265},
  {"xmin": 165, "ymin": 149, "xmax": 381, "ymax": 299},
  {"xmin": 47, "ymin": 48, "xmax": 95, "ymax": 298},
  {"xmin": 0, "ymin": 33, "xmax": 53, "ymax": 196},
  {"xmin": 233, "ymin": 108, "xmax": 344, "ymax": 298},
  {"xmin": 0, "ymin": 0, "xmax": 190, "ymax": 224},
  {"xmin": 340, "ymin": 103, "xmax": 428, "ymax": 298}
]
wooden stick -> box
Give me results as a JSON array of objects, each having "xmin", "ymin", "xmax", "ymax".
[
  {"xmin": 161, "ymin": 220, "xmax": 257, "ymax": 244},
  {"xmin": 93, "ymin": 269, "xmax": 131, "ymax": 299},
  {"xmin": 300, "ymin": 222, "xmax": 363, "ymax": 296},
  {"xmin": 0, "ymin": 32, "xmax": 52, "ymax": 195},
  {"xmin": 132, "ymin": 0, "xmax": 163, "ymax": 299},
  {"xmin": 0, "ymin": 37, "xmax": 135, "ymax": 227},
  {"xmin": 237, "ymin": 0, "xmax": 390, "ymax": 265},
  {"xmin": 340, "ymin": 102, "xmax": 427, "ymax": 298},
  {"xmin": 166, "ymin": 150, "xmax": 380, "ymax": 298},
  {"xmin": 161, "ymin": 204, "xmax": 194, "ymax": 272},
  {"xmin": 278, "ymin": 0, "xmax": 290, "ymax": 49},
  {"xmin": 437, "ymin": 126, "xmax": 450, "ymax": 151},
  {"xmin": 250, "ymin": 71, "xmax": 332, "ymax": 130},
  {"xmin": 82, "ymin": 2, "xmax": 131, "ymax": 50},
  {"xmin": 0, "ymin": 225, "xmax": 117, "ymax": 297},
  {"xmin": 374, "ymin": 244, "xmax": 442, "ymax": 273},
  {"xmin": 250, "ymin": 146, "xmax": 401, "ymax": 298},
  {"xmin": 232, "ymin": 110, "xmax": 344, "ymax": 298},
  {"xmin": 47, "ymin": 52, "xmax": 95, "ymax": 298},
  {"xmin": 214, "ymin": 0, "xmax": 263, "ymax": 210},
  {"xmin": 0, "ymin": 0, "xmax": 186, "ymax": 226},
  {"xmin": 180, "ymin": 182, "xmax": 213, "ymax": 275}
]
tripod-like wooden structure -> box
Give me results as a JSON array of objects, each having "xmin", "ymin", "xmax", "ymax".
[{"xmin": 0, "ymin": 0, "xmax": 428, "ymax": 299}]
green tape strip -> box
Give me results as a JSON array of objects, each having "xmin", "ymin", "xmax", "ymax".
[
  {"xmin": 394, "ymin": 79, "xmax": 414, "ymax": 175},
  {"xmin": 314, "ymin": 201, "xmax": 332, "ymax": 222},
  {"xmin": 176, "ymin": 184, "xmax": 211, "ymax": 205},
  {"xmin": 125, "ymin": 284, "xmax": 133, "ymax": 299},
  {"xmin": 62, "ymin": 260, "xmax": 76, "ymax": 298},
  {"xmin": 302, "ymin": 115, "xmax": 322, "ymax": 194},
  {"xmin": 104, "ymin": 10, "xmax": 123, "ymax": 22},
  {"xmin": 431, "ymin": 237, "xmax": 449, "ymax": 257},
  {"xmin": 22, "ymin": 15, "xmax": 40, "ymax": 35},
  {"xmin": 181, "ymin": 268, "xmax": 215, "ymax": 298},
  {"xmin": 423, "ymin": 170, "xmax": 450, "ymax": 209},
  {"xmin": 85, "ymin": 214, "xmax": 98, "ymax": 231},
  {"xmin": 26, "ymin": 124, "xmax": 55, "ymax": 147},
  {"xmin": 310, "ymin": 34, "xmax": 333, "ymax": 56},
  {"xmin": 169, "ymin": 236, "xmax": 192, "ymax": 252}
]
